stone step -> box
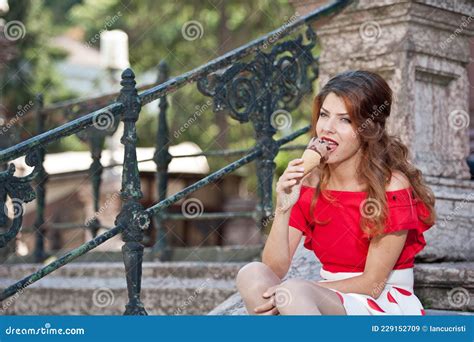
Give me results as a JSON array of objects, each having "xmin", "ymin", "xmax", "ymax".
[
  {"xmin": 0, "ymin": 261, "xmax": 245, "ymax": 281},
  {"xmin": 424, "ymin": 309, "xmax": 474, "ymax": 316},
  {"xmin": 0, "ymin": 275, "xmax": 236, "ymax": 315},
  {"xmin": 166, "ymin": 245, "xmax": 262, "ymax": 262},
  {"xmin": 3, "ymin": 245, "xmax": 263, "ymax": 264},
  {"xmin": 0, "ymin": 261, "xmax": 245, "ymax": 315},
  {"xmin": 414, "ymin": 262, "xmax": 473, "ymax": 312}
]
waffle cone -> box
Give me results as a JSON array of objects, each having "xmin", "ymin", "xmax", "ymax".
[{"xmin": 301, "ymin": 148, "xmax": 321, "ymax": 177}]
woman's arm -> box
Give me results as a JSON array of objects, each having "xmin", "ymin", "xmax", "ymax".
[
  {"xmin": 261, "ymin": 156, "xmax": 320, "ymax": 280},
  {"xmin": 262, "ymin": 142, "xmax": 328, "ymax": 280},
  {"xmin": 262, "ymin": 210, "xmax": 302, "ymax": 279},
  {"xmin": 316, "ymin": 230, "xmax": 408, "ymax": 298}
]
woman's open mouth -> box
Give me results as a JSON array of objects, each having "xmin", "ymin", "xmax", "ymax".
[{"xmin": 321, "ymin": 137, "xmax": 339, "ymax": 152}]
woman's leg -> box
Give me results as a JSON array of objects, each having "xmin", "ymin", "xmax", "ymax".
[
  {"xmin": 275, "ymin": 279, "xmax": 347, "ymax": 315},
  {"xmin": 236, "ymin": 261, "xmax": 282, "ymax": 315}
]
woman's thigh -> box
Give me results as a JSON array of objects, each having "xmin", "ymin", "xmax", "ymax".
[{"xmin": 277, "ymin": 279, "xmax": 347, "ymax": 315}]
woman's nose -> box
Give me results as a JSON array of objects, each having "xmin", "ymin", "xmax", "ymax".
[{"xmin": 321, "ymin": 117, "xmax": 336, "ymax": 133}]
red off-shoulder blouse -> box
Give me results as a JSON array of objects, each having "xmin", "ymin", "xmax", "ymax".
[{"xmin": 289, "ymin": 185, "xmax": 433, "ymax": 273}]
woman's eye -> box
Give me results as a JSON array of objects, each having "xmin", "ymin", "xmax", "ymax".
[
  {"xmin": 342, "ymin": 118, "xmax": 351, "ymax": 123},
  {"xmin": 320, "ymin": 112, "xmax": 328, "ymax": 117}
]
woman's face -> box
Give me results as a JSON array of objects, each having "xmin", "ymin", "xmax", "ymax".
[{"xmin": 315, "ymin": 92, "xmax": 361, "ymax": 164}]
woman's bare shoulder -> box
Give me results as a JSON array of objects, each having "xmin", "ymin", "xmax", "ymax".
[
  {"xmin": 301, "ymin": 168, "xmax": 320, "ymax": 188},
  {"xmin": 387, "ymin": 170, "xmax": 411, "ymax": 191}
]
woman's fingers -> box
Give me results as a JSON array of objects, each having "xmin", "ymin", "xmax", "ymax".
[
  {"xmin": 279, "ymin": 160, "xmax": 305, "ymax": 185},
  {"xmin": 254, "ymin": 297, "xmax": 275, "ymax": 313},
  {"xmin": 287, "ymin": 165, "xmax": 305, "ymax": 173},
  {"xmin": 289, "ymin": 158, "xmax": 303, "ymax": 167},
  {"xmin": 282, "ymin": 172, "xmax": 304, "ymax": 180},
  {"xmin": 255, "ymin": 286, "xmax": 281, "ymax": 314},
  {"xmin": 280, "ymin": 169, "xmax": 304, "ymax": 180},
  {"xmin": 263, "ymin": 285, "xmax": 279, "ymax": 298},
  {"xmin": 258, "ymin": 307, "xmax": 279, "ymax": 315}
]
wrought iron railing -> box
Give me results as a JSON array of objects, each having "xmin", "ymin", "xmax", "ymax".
[{"xmin": 0, "ymin": 0, "xmax": 350, "ymax": 315}]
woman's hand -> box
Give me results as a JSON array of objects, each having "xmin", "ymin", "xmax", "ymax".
[
  {"xmin": 275, "ymin": 158, "xmax": 306, "ymax": 213},
  {"xmin": 254, "ymin": 284, "xmax": 280, "ymax": 315},
  {"xmin": 275, "ymin": 138, "xmax": 329, "ymax": 213}
]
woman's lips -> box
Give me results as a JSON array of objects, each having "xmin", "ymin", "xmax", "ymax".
[
  {"xmin": 320, "ymin": 137, "xmax": 339, "ymax": 152},
  {"xmin": 321, "ymin": 137, "xmax": 339, "ymax": 145}
]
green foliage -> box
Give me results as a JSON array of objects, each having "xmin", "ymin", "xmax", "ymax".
[
  {"xmin": 44, "ymin": 0, "xmax": 82, "ymax": 31},
  {"xmin": 2, "ymin": 0, "xmax": 75, "ymax": 147},
  {"xmin": 6, "ymin": 0, "xmax": 320, "ymax": 203}
]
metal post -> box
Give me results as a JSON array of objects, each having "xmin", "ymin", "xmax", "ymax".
[
  {"xmin": 254, "ymin": 52, "xmax": 280, "ymax": 225},
  {"xmin": 88, "ymin": 133, "xmax": 104, "ymax": 237},
  {"xmin": 33, "ymin": 94, "xmax": 48, "ymax": 262},
  {"xmin": 115, "ymin": 68, "xmax": 150, "ymax": 315},
  {"xmin": 152, "ymin": 61, "xmax": 172, "ymax": 259}
]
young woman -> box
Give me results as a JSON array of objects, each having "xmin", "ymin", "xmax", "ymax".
[{"xmin": 236, "ymin": 70, "xmax": 436, "ymax": 315}]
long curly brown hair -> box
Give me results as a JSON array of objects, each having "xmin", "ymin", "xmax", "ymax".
[{"xmin": 309, "ymin": 70, "xmax": 436, "ymax": 238}]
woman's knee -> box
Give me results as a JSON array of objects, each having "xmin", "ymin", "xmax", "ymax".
[{"xmin": 235, "ymin": 262, "xmax": 278, "ymax": 292}]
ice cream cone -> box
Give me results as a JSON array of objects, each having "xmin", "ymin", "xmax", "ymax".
[{"xmin": 301, "ymin": 147, "xmax": 322, "ymax": 177}]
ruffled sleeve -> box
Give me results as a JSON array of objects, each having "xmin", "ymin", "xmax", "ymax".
[
  {"xmin": 383, "ymin": 188, "xmax": 434, "ymax": 257},
  {"xmin": 289, "ymin": 189, "xmax": 313, "ymax": 250}
]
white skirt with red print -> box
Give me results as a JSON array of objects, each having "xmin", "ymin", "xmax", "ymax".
[{"xmin": 318, "ymin": 268, "xmax": 426, "ymax": 315}]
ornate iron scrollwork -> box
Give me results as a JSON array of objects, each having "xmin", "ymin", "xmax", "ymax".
[
  {"xmin": 0, "ymin": 149, "xmax": 42, "ymax": 248},
  {"xmin": 197, "ymin": 25, "xmax": 318, "ymax": 125}
]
